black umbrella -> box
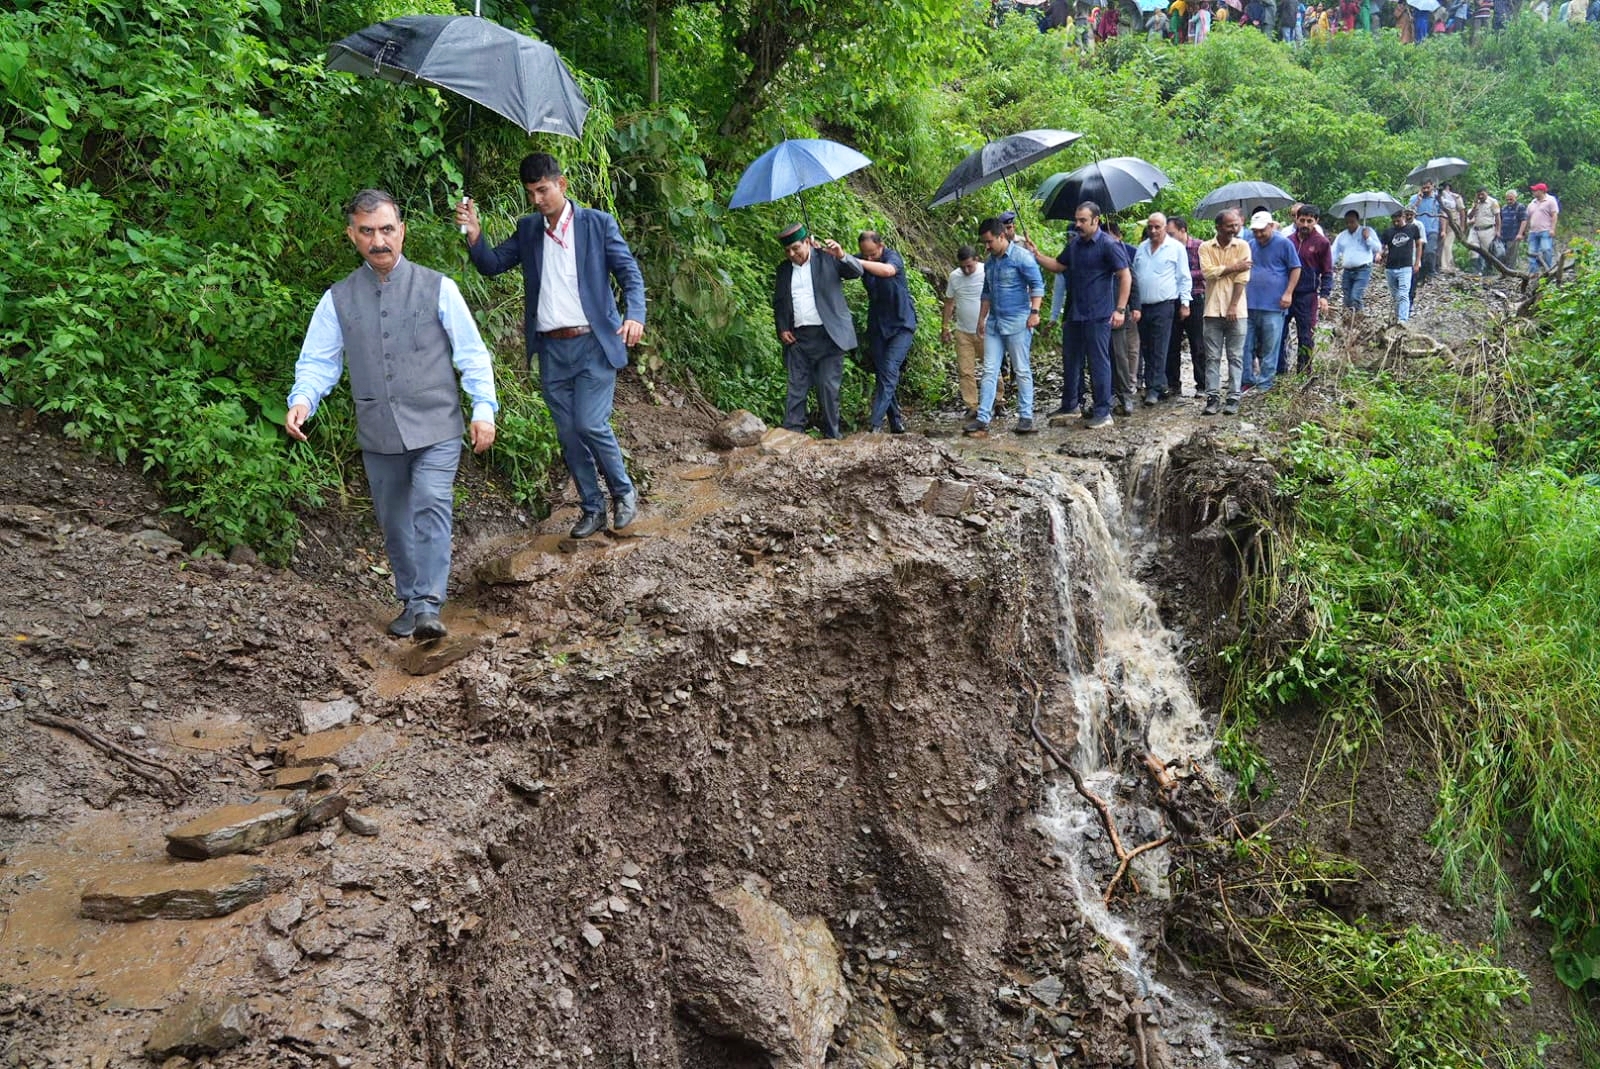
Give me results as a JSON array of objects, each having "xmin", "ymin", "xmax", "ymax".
[
  {"xmin": 929, "ymin": 129, "xmax": 1085, "ymax": 212},
  {"xmin": 327, "ymin": 14, "xmax": 588, "ymax": 137},
  {"xmin": 1037, "ymin": 157, "xmax": 1172, "ymax": 219},
  {"xmin": 328, "ymin": 11, "xmax": 589, "ymax": 218},
  {"xmin": 1192, "ymin": 180, "xmax": 1296, "ymax": 221}
]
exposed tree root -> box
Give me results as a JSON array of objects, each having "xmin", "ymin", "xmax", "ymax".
[{"xmin": 25, "ymin": 710, "xmax": 189, "ymax": 798}]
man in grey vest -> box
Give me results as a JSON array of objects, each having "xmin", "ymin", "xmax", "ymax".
[
  {"xmin": 286, "ymin": 189, "xmax": 498, "ymax": 642},
  {"xmin": 772, "ymin": 223, "xmax": 865, "ymax": 439}
]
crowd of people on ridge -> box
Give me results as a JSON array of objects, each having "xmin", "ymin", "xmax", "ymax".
[{"xmin": 1013, "ymin": 0, "xmax": 1600, "ymax": 44}]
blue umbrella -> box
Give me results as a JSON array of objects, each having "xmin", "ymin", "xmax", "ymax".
[{"xmin": 728, "ymin": 139, "xmax": 873, "ymax": 228}]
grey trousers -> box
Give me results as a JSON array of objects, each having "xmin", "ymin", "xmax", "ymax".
[
  {"xmin": 1203, "ymin": 316, "xmax": 1247, "ymax": 402},
  {"xmin": 363, "ymin": 438, "xmax": 460, "ymax": 612}
]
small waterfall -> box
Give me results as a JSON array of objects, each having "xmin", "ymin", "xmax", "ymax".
[{"xmin": 1035, "ymin": 459, "xmax": 1234, "ymax": 1067}]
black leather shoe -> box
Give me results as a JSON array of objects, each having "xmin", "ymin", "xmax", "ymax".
[
  {"xmin": 570, "ymin": 510, "xmax": 607, "ymax": 538},
  {"xmin": 613, "ymin": 489, "xmax": 639, "ymax": 530},
  {"xmin": 412, "ymin": 612, "xmax": 446, "ymax": 641},
  {"xmin": 387, "ymin": 609, "xmax": 416, "ymax": 638}
]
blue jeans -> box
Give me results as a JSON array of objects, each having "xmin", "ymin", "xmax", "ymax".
[
  {"xmin": 1341, "ymin": 265, "xmax": 1372, "ymax": 312},
  {"xmin": 1386, "ymin": 266, "xmax": 1412, "ymax": 322},
  {"xmin": 1528, "ymin": 230, "xmax": 1555, "ymax": 273},
  {"xmin": 868, "ymin": 328, "xmax": 914, "ymax": 429},
  {"xmin": 541, "ymin": 332, "xmax": 634, "ymax": 514},
  {"xmin": 363, "ymin": 438, "xmax": 461, "ymax": 613},
  {"xmin": 978, "ymin": 327, "xmax": 1034, "ymax": 424},
  {"xmin": 1245, "ymin": 308, "xmax": 1286, "ymax": 392},
  {"xmin": 1063, "ymin": 319, "xmax": 1113, "ymax": 419}
]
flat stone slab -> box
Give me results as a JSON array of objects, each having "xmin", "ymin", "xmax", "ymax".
[
  {"xmin": 298, "ymin": 697, "xmax": 358, "ymax": 734},
  {"xmin": 165, "ymin": 801, "xmax": 303, "ymax": 860},
  {"xmin": 81, "ymin": 857, "xmax": 287, "ymax": 921},
  {"xmin": 922, "ymin": 479, "xmax": 975, "ymax": 518},
  {"xmin": 476, "ymin": 547, "xmax": 564, "ymax": 585},
  {"xmin": 757, "ymin": 428, "xmax": 811, "ymax": 456},
  {"xmin": 279, "ymin": 725, "xmax": 396, "ymax": 770},
  {"xmin": 273, "ymin": 763, "xmax": 337, "ymax": 790},
  {"xmin": 398, "ymin": 634, "xmax": 483, "ymax": 677}
]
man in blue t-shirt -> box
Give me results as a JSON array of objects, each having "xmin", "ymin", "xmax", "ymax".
[
  {"xmin": 1497, "ymin": 189, "xmax": 1528, "ymax": 269},
  {"xmin": 1241, "ymin": 211, "xmax": 1300, "ymax": 396}
]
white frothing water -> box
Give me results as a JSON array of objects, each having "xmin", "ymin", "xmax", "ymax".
[{"xmin": 1035, "ymin": 458, "xmax": 1234, "ymax": 1068}]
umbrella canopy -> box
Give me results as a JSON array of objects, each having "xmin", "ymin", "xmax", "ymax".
[
  {"xmin": 1407, "ymin": 0, "xmax": 1442, "ymax": 10},
  {"xmin": 929, "ymin": 129, "xmax": 1084, "ymax": 208},
  {"xmin": 327, "ymin": 14, "xmax": 588, "ymax": 138},
  {"xmin": 1038, "ymin": 157, "xmax": 1172, "ymax": 219},
  {"xmin": 728, "ymin": 139, "xmax": 872, "ymax": 210},
  {"xmin": 1404, "ymin": 156, "xmax": 1468, "ymax": 185},
  {"xmin": 1192, "ymin": 180, "xmax": 1296, "ymax": 221},
  {"xmin": 1329, "ymin": 191, "xmax": 1406, "ymax": 220}
]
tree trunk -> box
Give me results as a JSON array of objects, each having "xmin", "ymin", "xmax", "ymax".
[{"xmin": 647, "ymin": 1, "xmax": 661, "ymax": 105}]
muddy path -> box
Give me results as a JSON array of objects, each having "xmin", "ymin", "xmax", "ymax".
[{"xmin": 0, "ymin": 270, "xmax": 1581, "ymax": 1068}]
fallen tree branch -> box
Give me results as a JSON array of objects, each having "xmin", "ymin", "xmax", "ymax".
[
  {"xmin": 1027, "ymin": 682, "xmax": 1172, "ymax": 903},
  {"xmin": 26, "ymin": 711, "xmax": 188, "ymax": 797}
]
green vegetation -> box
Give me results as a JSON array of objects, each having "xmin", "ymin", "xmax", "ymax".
[
  {"xmin": 8, "ymin": 2, "xmax": 1600, "ymax": 556},
  {"xmin": 1220, "ymin": 259, "xmax": 1600, "ymax": 1060}
]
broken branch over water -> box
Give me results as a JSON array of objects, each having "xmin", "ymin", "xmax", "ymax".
[{"xmin": 1027, "ymin": 683, "xmax": 1172, "ymax": 904}]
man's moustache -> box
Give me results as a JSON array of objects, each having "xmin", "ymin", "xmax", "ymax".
[{"xmin": 368, "ymin": 246, "xmax": 392, "ymax": 255}]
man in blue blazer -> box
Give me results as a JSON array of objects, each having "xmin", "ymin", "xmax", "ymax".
[
  {"xmin": 772, "ymin": 223, "xmax": 865, "ymax": 439},
  {"xmin": 456, "ymin": 153, "xmax": 646, "ymax": 539}
]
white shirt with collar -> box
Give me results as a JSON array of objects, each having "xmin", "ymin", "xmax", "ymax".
[
  {"xmin": 537, "ymin": 200, "xmax": 589, "ymax": 332},
  {"xmin": 789, "ymin": 253, "xmax": 823, "ymax": 328}
]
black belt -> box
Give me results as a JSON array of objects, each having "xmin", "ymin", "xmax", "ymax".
[{"xmin": 540, "ymin": 326, "xmax": 591, "ymax": 339}]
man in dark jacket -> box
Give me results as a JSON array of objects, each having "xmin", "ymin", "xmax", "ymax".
[
  {"xmin": 772, "ymin": 223, "xmax": 866, "ymax": 440},
  {"xmin": 857, "ymin": 231, "xmax": 917, "ymax": 434},
  {"xmin": 457, "ymin": 153, "xmax": 645, "ymax": 540}
]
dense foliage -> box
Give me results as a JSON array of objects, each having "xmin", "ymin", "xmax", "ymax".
[
  {"xmin": 6, "ymin": 1, "xmax": 1600, "ymax": 556},
  {"xmin": 1221, "ymin": 261, "xmax": 1600, "ymax": 1061}
]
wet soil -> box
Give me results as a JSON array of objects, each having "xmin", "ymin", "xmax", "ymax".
[{"xmin": 0, "ymin": 268, "xmax": 1585, "ymax": 1068}]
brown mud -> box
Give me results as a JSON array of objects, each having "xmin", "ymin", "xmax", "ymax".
[{"xmin": 0, "ymin": 269, "xmax": 1584, "ymax": 1068}]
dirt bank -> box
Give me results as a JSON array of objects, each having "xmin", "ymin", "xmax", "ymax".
[{"xmin": 0, "ymin": 269, "xmax": 1584, "ymax": 1069}]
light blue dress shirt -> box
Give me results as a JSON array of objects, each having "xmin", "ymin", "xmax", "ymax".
[
  {"xmin": 1132, "ymin": 237, "xmax": 1194, "ymax": 306},
  {"xmin": 1331, "ymin": 226, "xmax": 1383, "ymax": 268},
  {"xmin": 288, "ymin": 265, "xmax": 498, "ymax": 425}
]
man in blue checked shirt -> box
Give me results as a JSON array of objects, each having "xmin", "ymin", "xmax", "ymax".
[
  {"xmin": 286, "ymin": 189, "xmax": 498, "ymax": 643},
  {"xmin": 964, "ymin": 216, "xmax": 1044, "ymax": 438}
]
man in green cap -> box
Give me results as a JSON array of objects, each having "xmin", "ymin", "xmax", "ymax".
[{"xmin": 772, "ymin": 222, "xmax": 865, "ymax": 439}]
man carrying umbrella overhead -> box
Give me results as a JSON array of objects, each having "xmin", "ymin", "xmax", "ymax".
[
  {"xmin": 771, "ymin": 224, "xmax": 867, "ymax": 440},
  {"xmin": 456, "ymin": 153, "xmax": 646, "ymax": 541}
]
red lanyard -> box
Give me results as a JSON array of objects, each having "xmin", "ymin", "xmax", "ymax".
[{"xmin": 545, "ymin": 205, "xmax": 572, "ymax": 249}]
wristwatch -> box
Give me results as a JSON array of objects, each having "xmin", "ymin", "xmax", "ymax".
[{"xmin": 1117, "ymin": 306, "xmax": 1129, "ymax": 313}]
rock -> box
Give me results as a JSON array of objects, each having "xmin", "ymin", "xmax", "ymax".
[
  {"xmin": 164, "ymin": 801, "xmax": 304, "ymax": 859},
  {"xmin": 397, "ymin": 634, "xmax": 484, "ymax": 677},
  {"xmin": 293, "ymin": 914, "xmax": 349, "ymax": 959},
  {"xmin": 961, "ymin": 513, "xmax": 989, "ymax": 530},
  {"xmin": 258, "ymin": 938, "xmax": 301, "ymax": 980},
  {"xmin": 757, "ymin": 428, "xmax": 811, "ymax": 456},
  {"xmin": 580, "ymin": 923, "xmax": 605, "ymax": 948},
  {"xmin": 279, "ymin": 726, "xmax": 397, "ymax": 770},
  {"xmin": 298, "ymin": 698, "xmax": 358, "ymax": 735},
  {"xmin": 1028, "ymin": 975, "xmax": 1064, "ymax": 1007},
  {"xmin": 266, "ymin": 896, "xmax": 305, "ymax": 934},
  {"xmin": 327, "ymin": 860, "xmax": 376, "ymax": 889},
  {"xmin": 341, "ymin": 810, "xmax": 380, "ymax": 837},
  {"xmin": 712, "ymin": 410, "xmax": 769, "ymax": 450},
  {"xmin": 295, "ymin": 792, "xmax": 349, "ymax": 832},
  {"xmin": 144, "ymin": 997, "xmax": 250, "ymax": 1059},
  {"xmin": 671, "ymin": 880, "xmax": 849, "ymax": 1069},
  {"xmin": 273, "ymin": 763, "xmax": 338, "ymax": 791},
  {"xmin": 921, "ymin": 479, "xmax": 976, "ymax": 518},
  {"xmin": 81, "ymin": 858, "xmax": 287, "ymax": 921},
  {"xmin": 475, "ymin": 547, "xmax": 563, "ymax": 585},
  {"xmin": 227, "ymin": 544, "xmax": 259, "ymax": 566},
  {"xmin": 129, "ymin": 528, "xmax": 185, "ymax": 557},
  {"xmin": 837, "ymin": 996, "xmax": 909, "ymax": 1069}
]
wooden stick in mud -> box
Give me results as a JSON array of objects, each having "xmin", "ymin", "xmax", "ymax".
[{"xmin": 25, "ymin": 711, "xmax": 187, "ymax": 795}]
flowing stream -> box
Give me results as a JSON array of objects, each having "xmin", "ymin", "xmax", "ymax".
[{"xmin": 1034, "ymin": 449, "xmax": 1234, "ymax": 1067}]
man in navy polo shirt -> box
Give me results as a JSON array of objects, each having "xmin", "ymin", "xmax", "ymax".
[{"xmin": 1030, "ymin": 201, "xmax": 1130, "ymax": 430}]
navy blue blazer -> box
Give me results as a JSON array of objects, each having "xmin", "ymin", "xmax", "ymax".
[{"xmin": 467, "ymin": 202, "xmax": 646, "ymax": 369}]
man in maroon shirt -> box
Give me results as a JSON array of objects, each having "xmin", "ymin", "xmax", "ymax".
[
  {"xmin": 1166, "ymin": 216, "xmax": 1207, "ymax": 397},
  {"xmin": 1282, "ymin": 205, "xmax": 1333, "ymax": 376}
]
